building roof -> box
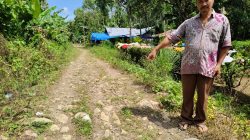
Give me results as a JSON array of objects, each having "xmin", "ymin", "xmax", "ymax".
[{"xmin": 105, "ymin": 27, "xmax": 152, "ymax": 37}]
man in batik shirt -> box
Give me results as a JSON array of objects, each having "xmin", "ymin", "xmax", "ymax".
[{"xmin": 148, "ymin": 0, "xmax": 231, "ymax": 132}]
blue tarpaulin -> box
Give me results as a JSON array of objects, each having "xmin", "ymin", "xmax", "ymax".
[{"xmin": 91, "ymin": 33, "xmax": 110, "ymax": 41}]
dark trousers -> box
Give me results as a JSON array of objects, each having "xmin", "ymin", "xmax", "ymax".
[{"xmin": 181, "ymin": 74, "xmax": 214, "ymax": 124}]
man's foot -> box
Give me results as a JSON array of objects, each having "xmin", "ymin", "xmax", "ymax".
[
  {"xmin": 196, "ymin": 123, "xmax": 208, "ymax": 132},
  {"xmin": 178, "ymin": 121, "xmax": 191, "ymax": 130}
]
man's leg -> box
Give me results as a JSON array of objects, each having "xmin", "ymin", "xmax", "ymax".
[
  {"xmin": 194, "ymin": 74, "xmax": 214, "ymax": 132},
  {"xmin": 181, "ymin": 74, "xmax": 197, "ymax": 123}
]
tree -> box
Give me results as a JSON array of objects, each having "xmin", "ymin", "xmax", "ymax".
[
  {"xmin": 69, "ymin": 0, "xmax": 105, "ymax": 43},
  {"xmin": 168, "ymin": 0, "xmax": 196, "ymax": 26},
  {"xmin": 0, "ymin": 0, "xmax": 33, "ymax": 38},
  {"xmin": 224, "ymin": 0, "xmax": 250, "ymax": 40}
]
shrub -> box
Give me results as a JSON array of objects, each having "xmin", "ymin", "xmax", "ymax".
[
  {"xmin": 132, "ymin": 36, "xmax": 142, "ymax": 43},
  {"xmin": 25, "ymin": 7, "xmax": 70, "ymax": 45},
  {"xmin": 120, "ymin": 47, "xmax": 151, "ymax": 65},
  {"xmin": 232, "ymin": 40, "xmax": 250, "ymax": 58},
  {"xmin": 142, "ymin": 48, "xmax": 181, "ymax": 80},
  {"xmin": 158, "ymin": 80, "xmax": 182, "ymax": 110},
  {"xmin": 221, "ymin": 40, "xmax": 250, "ymax": 93},
  {"xmin": 101, "ymin": 40, "xmax": 113, "ymax": 47}
]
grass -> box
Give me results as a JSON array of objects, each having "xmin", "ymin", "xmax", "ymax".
[
  {"xmin": 118, "ymin": 107, "xmax": 158, "ymax": 140},
  {"xmin": 0, "ymin": 43, "xmax": 78, "ymax": 138},
  {"xmin": 89, "ymin": 43, "xmax": 250, "ymax": 139},
  {"xmin": 31, "ymin": 121, "xmax": 52, "ymax": 134},
  {"xmin": 63, "ymin": 86, "xmax": 93, "ymax": 137},
  {"xmin": 121, "ymin": 107, "xmax": 133, "ymax": 118},
  {"xmin": 73, "ymin": 117, "xmax": 92, "ymax": 136},
  {"xmin": 140, "ymin": 133, "xmax": 154, "ymax": 140},
  {"xmin": 68, "ymin": 82, "xmax": 93, "ymax": 137}
]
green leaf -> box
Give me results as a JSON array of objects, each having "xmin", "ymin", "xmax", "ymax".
[
  {"xmin": 39, "ymin": 6, "xmax": 56, "ymax": 18},
  {"xmin": 5, "ymin": 0, "xmax": 13, "ymax": 5},
  {"xmin": 31, "ymin": 0, "xmax": 41, "ymax": 19}
]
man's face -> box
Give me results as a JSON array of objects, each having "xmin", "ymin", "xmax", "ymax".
[{"xmin": 196, "ymin": 0, "xmax": 214, "ymax": 14}]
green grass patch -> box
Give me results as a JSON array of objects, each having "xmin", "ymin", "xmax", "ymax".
[
  {"xmin": 31, "ymin": 121, "xmax": 52, "ymax": 134},
  {"xmin": 121, "ymin": 107, "xmax": 133, "ymax": 118},
  {"xmin": 73, "ymin": 117, "xmax": 92, "ymax": 136},
  {"xmin": 206, "ymin": 92, "xmax": 250, "ymax": 139},
  {"xmin": 140, "ymin": 133, "xmax": 154, "ymax": 140},
  {"xmin": 67, "ymin": 97, "xmax": 90, "ymax": 115}
]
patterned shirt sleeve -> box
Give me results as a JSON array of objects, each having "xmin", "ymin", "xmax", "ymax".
[
  {"xmin": 167, "ymin": 20, "xmax": 187, "ymax": 44},
  {"xmin": 221, "ymin": 17, "xmax": 232, "ymax": 47}
]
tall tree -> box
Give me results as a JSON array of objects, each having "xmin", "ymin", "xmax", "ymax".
[
  {"xmin": 95, "ymin": 0, "xmax": 114, "ymax": 24},
  {"xmin": 168, "ymin": 0, "xmax": 196, "ymax": 26},
  {"xmin": 224, "ymin": 0, "xmax": 250, "ymax": 40},
  {"xmin": 69, "ymin": 0, "xmax": 105, "ymax": 43}
]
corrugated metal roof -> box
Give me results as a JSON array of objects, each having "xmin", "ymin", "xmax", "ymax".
[{"xmin": 106, "ymin": 27, "xmax": 152, "ymax": 37}]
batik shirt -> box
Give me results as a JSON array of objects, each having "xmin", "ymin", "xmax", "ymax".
[{"xmin": 167, "ymin": 10, "xmax": 232, "ymax": 78}]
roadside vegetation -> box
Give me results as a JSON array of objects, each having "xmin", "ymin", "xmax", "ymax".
[{"xmin": 0, "ymin": 0, "xmax": 75, "ymax": 137}]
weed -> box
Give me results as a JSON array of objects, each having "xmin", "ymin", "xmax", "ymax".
[
  {"xmin": 73, "ymin": 117, "xmax": 92, "ymax": 136},
  {"xmin": 31, "ymin": 121, "xmax": 52, "ymax": 134},
  {"xmin": 121, "ymin": 107, "xmax": 133, "ymax": 118},
  {"xmin": 68, "ymin": 84, "xmax": 93, "ymax": 137},
  {"xmin": 141, "ymin": 134, "xmax": 153, "ymax": 140}
]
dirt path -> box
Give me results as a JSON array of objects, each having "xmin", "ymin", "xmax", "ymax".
[{"xmin": 28, "ymin": 47, "xmax": 197, "ymax": 140}]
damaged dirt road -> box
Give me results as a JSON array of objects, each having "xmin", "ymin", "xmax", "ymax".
[{"xmin": 26, "ymin": 47, "xmax": 197, "ymax": 140}]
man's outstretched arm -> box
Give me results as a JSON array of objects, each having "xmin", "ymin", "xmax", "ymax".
[{"xmin": 147, "ymin": 37, "xmax": 172, "ymax": 60}]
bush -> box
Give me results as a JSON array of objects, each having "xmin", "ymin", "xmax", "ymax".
[
  {"xmin": 25, "ymin": 7, "xmax": 70, "ymax": 45},
  {"xmin": 0, "ymin": 38, "xmax": 73, "ymax": 137},
  {"xmin": 0, "ymin": 39, "xmax": 71, "ymax": 94},
  {"xmin": 143, "ymin": 48, "xmax": 181, "ymax": 80},
  {"xmin": 101, "ymin": 40, "xmax": 114, "ymax": 47},
  {"xmin": 232, "ymin": 40, "xmax": 250, "ymax": 58},
  {"xmin": 120, "ymin": 47, "xmax": 151, "ymax": 65},
  {"xmin": 132, "ymin": 36, "xmax": 142, "ymax": 43},
  {"xmin": 221, "ymin": 40, "xmax": 250, "ymax": 92},
  {"xmin": 158, "ymin": 80, "xmax": 182, "ymax": 110}
]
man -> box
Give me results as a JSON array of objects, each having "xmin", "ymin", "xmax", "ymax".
[{"xmin": 147, "ymin": 0, "xmax": 231, "ymax": 132}]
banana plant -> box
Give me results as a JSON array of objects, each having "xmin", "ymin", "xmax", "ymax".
[{"xmin": 31, "ymin": 0, "xmax": 41, "ymax": 19}]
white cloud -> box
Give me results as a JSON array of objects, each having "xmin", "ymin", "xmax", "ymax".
[{"xmin": 62, "ymin": 7, "xmax": 69, "ymax": 14}]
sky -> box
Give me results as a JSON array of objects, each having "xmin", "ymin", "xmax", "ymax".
[{"xmin": 47, "ymin": 0, "xmax": 83, "ymax": 21}]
